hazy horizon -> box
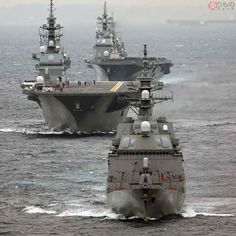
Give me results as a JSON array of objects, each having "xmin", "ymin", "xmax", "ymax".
[{"xmin": 0, "ymin": 0, "xmax": 234, "ymax": 26}]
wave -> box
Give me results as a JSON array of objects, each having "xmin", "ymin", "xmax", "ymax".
[
  {"xmin": 23, "ymin": 206, "xmax": 56, "ymax": 215},
  {"xmin": 0, "ymin": 127, "xmax": 115, "ymax": 137},
  {"xmin": 57, "ymin": 208, "xmax": 119, "ymax": 219},
  {"xmin": 174, "ymin": 119, "xmax": 236, "ymax": 129},
  {"xmin": 56, "ymin": 196, "xmax": 118, "ymax": 219},
  {"xmin": 23, "ymin": 197, "xmax": 236, "ymax": 220},
  {"xmin": 205, "ymin": 121, "xmax": 236, "ymax": 128},
  {"xmin": 181, "ymin": 207, "xmax": 235, "ymax": 218},
  {"xmin": 23, "ymin": 204, "xmax": 235, "ymax": 221},
  {"xmin": 176, "ymin": 44, "xmax": 184, "ymax": 47},
  {"xmin": 0, "ymin": 127, "xmax": 66, "ymax": 135},
  {"xmin": 160, "ymin": 76, "xmax": 188, "ymax": 85}
]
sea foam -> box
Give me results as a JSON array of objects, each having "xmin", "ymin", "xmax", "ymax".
[{"xmin": 23, "ymin": 206, "xmax": 57, "ymax": 215}]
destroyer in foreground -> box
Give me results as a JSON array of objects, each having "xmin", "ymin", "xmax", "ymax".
[
  {"xmin": 86, "ymin": 2, "xmax": 173, "ymax": 81},
  {"xmin": 107, "ymin": 45, "xmax": 185, "ymax": 219},
  {"xmin": 21, "ymin": 0, "xmax": 137, "ymax": 132}
]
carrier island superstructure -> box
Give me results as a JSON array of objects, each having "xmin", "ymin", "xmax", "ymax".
[{"xmin": 32, "ymin": 0, "xmax": 71, "ymax": 82}]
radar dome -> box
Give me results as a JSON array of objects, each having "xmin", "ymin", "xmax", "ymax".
[
  {"xmin": 163, "ymin": 124, "xmax": 168, "ymax": 131},
  {"xmin": 64, "ymin": 53, "xmax": 67, "ymax": 57},
  {"xmin": 36, "ymin": 76, "xmax": 44, "ymax": 84},
  {"xmin": 141, "ymin": 121, "xmax": 151, "ymax": 133},
  {"xmin": 48, "ymin": 55, "xmax": 54, "ymax": 62},
  {"xmin": 49, "ymin": 40, "xmax": 54, "ymax": 47},
  {"xmin": 142, "ymin": 90, "xmax": 150, "ymax": 99},
  {"xmin": 103, "ymin": 51, "xmax": 109, "ymax": 57},
  {"xmin": 40, "ymin": 46, "xmax": 46, "ymax": 53}
]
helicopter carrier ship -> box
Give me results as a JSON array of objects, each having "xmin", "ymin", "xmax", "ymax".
[
  {"xmin": 86, "ymin": 2, "xmax": 173, "ymax": 81},
  {"xmin": 107, "ymin": 45, "xmax": 185, "ymax": 219},
  {"xmin": 21, "ymin": 0, "xmax": 137, "ymax": 133}
]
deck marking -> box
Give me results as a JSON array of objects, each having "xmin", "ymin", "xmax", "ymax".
[{"xmin": 110, "ymin": 82, "xmax": 124, "ymax": 92}]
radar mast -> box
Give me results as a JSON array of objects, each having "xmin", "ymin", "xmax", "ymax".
[
  {"xmin": 39, "ymin": 0, "xmax": 63, "ymax": 53},
  {"xmin": 128, "ymin": 45, "xmax": 173, "ymax": 121}
]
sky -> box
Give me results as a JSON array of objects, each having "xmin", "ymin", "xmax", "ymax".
[
  {"xmin": 0, "ymin": 0, "xmax": 234, "ymax": 25},
  {"xmin": 0, "ymin": 0, "xmax": 206, "ymax": 7}
]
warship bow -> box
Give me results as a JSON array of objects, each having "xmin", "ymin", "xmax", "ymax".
[{"xmin": 107, "ymin": 45, "xmax": 185, "ymax": 219}]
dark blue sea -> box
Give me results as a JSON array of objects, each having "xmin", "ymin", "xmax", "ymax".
[{"xmin": 0, "ymin": 23, "xmax": 235, "ymax": 235}]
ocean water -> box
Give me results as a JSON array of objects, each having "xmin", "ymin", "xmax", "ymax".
[{"xmin": 0, "ymin": 24, "xmax": 236, "ymax": 235}]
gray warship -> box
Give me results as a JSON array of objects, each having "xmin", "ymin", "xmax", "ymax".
[
  {"xmin": 107, "ymin": 45, "xmax": 185, "ymax": 219},
  {"xmin": 21, "ymin": 0, "xmax": 137, "ymax": 133},
  {"xmin": 86, "ymin": 2, "xmax": 173, "ymax": 81}
]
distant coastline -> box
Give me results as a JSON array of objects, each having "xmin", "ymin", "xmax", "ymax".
[{"xmin": 166, "ymin": 19, "xmax": 236, "ymax": 25}]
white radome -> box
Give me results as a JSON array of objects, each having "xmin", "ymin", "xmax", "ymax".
[
  {"xmin": 163, "ymin": 124, "xmax": 168, "ymax": 131},
  {"xmin": 40, "ymin": 46, "xmax": 46, "ymax": 53},
  {"xmin": 141, "ymin": 121, "xmax": 151, "ymax": 132},
  {"xmin": 36, "ymin": 76, "xmax": 44, "ymax": 84},
  {"xmin": 49, "ymin": 40, "xmax": 54, "ymax": 47},
  {"xmin": 103, "ymin": 51, "xmax": 109, "ymax": 57},
  {"xmin": 141, "ymin": 90, "xmax": 150, "ymax": 99}
]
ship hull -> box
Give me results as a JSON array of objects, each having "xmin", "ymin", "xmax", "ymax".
[
  {"xmin": 107, "ymin": 188, "xmax": 185, "ymax": 219},
  {"xmin": 33, "ymin": 93, "xmax": 129, "ymax": 132},
  {"xmin": 22, "ymin": 80, "xmax": 137, "ymax": 132},
  {"xmin": 91, "ymin": 58, "xmax": 172, "ymax": 81},
  {"xmin": 94, "ymin": 64, "xmax": 143, "ymax": 81}
]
